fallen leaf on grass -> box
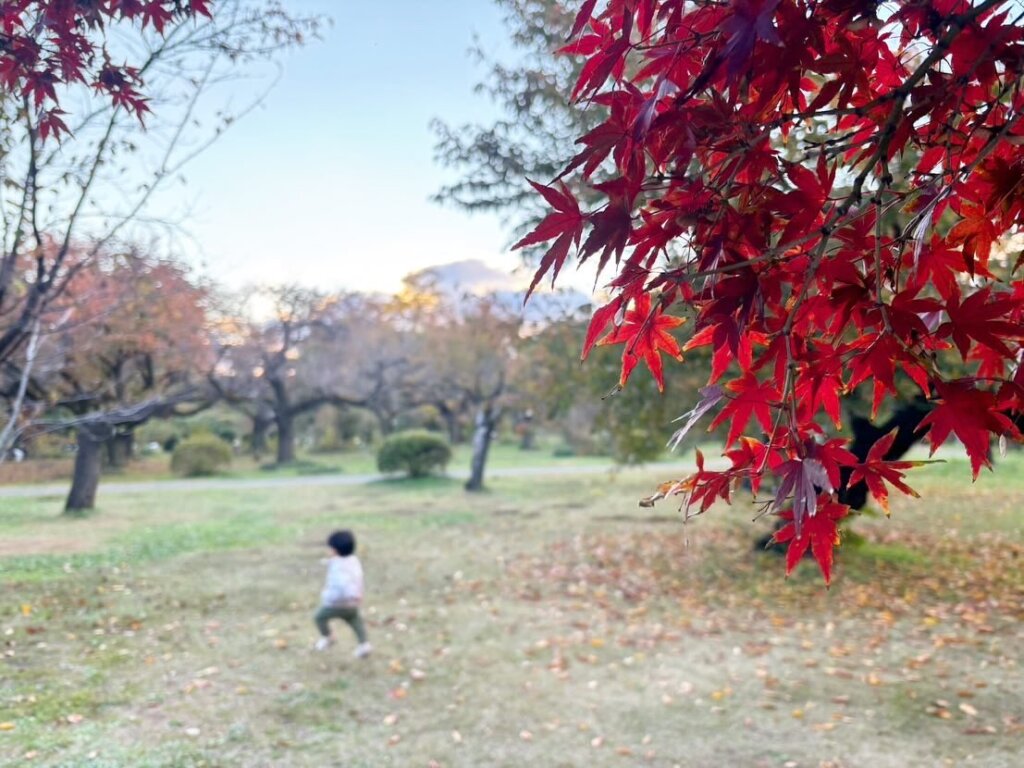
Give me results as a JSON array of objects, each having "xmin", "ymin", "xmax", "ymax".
[
  {"xmin": 520, "ymin": 730, "xmax": 533, "ymax": 741},
  {"xmin": 959, "ymin": 703, "xmax": 979, "ymax": 717},
  {"xmin": 451, "ymin": 730, "xmax": 463, "ymax": 743},
  {"xmin": 964, "ymin": 725, "xmax": 997, "ymax": 735},
  {"xmin": 183, "ymin": 679, "xmax": 212, "ymax": 694},
  {"xmin": 0, "ymin": 722, "xmax": 14, "ymax": 731},
  {"xmin": 66, "ymin": 714, "xmax": 84, "ymax": 725}
]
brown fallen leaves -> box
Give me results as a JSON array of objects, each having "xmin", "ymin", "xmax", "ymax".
[
  {"xmin": 495, "ymin": 520, "xmax": 1024, "ymax": 738},
  {"xmin": 503, "ymin": 526, "xmax": 1024, "ymax": 638}
]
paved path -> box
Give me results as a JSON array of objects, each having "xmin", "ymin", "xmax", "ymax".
[{"xmin": 0, "ymin": 463, "xmax": 648, "ymax": 499}]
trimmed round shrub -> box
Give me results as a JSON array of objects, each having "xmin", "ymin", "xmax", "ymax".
[
  {"xmin": 171, "ymin": 433, "xmax": 232, "ymax": 477},
  {"xmin": 377, "ymin": 430, "xmax": 451, "ymax": 478}
]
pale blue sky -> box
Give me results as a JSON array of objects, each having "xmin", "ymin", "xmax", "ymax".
[{"xmin": 165, "ymin": 0, "xmax": 528, "ymax": 294}]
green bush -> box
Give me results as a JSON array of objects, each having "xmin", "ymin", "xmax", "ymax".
[
  {"xmin": 377, "ymin": 430, "xmax": 451, "ymax": 478},
  {"xmin": 170, "ymin": 433, "xmax": 232, "ymax": 477}
]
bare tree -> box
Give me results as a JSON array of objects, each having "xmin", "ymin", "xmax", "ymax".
[
  {"xmin": 0, "ymin": 1, "xmax": 321, "ymax": 431},
  {"xmin": 213, "ymin": 287, "xmax": 382, "ymax": 465}
]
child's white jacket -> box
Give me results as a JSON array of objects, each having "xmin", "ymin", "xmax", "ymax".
[{"xmin": 320, "ymin": 555, "xmax": 364, "ymax": 607}]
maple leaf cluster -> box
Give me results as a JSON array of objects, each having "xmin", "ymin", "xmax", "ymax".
[
  {"xmin": 520, "ymin": 0, "xmax": 1024, "ymax": 583},
  {"xmin": 0, "ymin": 0, "xmax": 212, "ymax": 139}
]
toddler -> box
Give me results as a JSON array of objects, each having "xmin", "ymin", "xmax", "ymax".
[{"xmin": 313, "ymin": 530, "xmax": 372, "ymax": 658}]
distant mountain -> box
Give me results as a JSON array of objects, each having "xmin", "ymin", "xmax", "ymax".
[
  {"xmin": 406, "ymin": 259, "xmax": 593, "ymax": 322},
  {"xmin": 414, "ymin": 260, "xmax": 526, "ymax": 294}
]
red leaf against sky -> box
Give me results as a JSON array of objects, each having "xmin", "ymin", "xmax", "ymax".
[
  {"xmin": 582, "ymin": 296, "xmax": 624, "ymax": 360},
  {"xmin": 0, "ymin": 1, "xmax": 207, "ymax": 130},
  {"xmin": 513, "ymin": 180, "xmax": 585, "ymax": 298}
]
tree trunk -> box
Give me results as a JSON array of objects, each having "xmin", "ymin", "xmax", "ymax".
[
  {"xmin": 276, "ymin": 412, "xmax": 296, "ymax": 464},
  {"xmin": 66, "ymin": 428, "xmax": 104, "ymax": 513},
  {"xmin": 465, "ymin": 405, "xmax": 498, "ymax": 492},
  {"xmin": 439, "ymin": 405, "xmax": 462, "ymax": 445},
  {"xmin": 105, "ymin": 431, "xmax": 133, "ymax": 469},
  {"xmin": 251, "ymin": 416, "xmax": 271, "ymax": 458},
  {"xmin": 518, "ymin": 409, "xmax": 536, "ymax": 451}
]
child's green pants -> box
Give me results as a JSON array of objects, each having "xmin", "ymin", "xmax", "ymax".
[{"xmin": 314, "ymin": 605, "xmax": 367, "ymax": 643}]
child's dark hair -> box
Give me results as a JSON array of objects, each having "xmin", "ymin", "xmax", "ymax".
[{"xmin": 327, "ymin": 530, "xmax": 356, "ymax": 556}]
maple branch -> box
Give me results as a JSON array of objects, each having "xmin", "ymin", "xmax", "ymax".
[{"xmin": 873, "ymin": 185, "xmax": 893, "ymax": 334}]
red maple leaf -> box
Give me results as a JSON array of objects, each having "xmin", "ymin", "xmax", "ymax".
[
  {"xmin": 597, "ymin": 293, "xmax": 684, "ymax": 390},
  {"xmin": 847, "ymin": 430, "xmax": 923, "ymax": 515},
  {"xmin": 938, "ymin": 288, "xmax": 1023, "ymax": 361},
  {"xmin": 707, "ymin": 373, "xmax": 779, "ymax": 447},
  {"xmin": 683, "ymin": 449, "xmax": 738, "ymax": 515},
  {"xmin": 772, "ymin": 499, "xmax": 849, "ymax": 585},
  {"xmin": 514, "ymin": 180, "xmax": 585, "ymax": 298},
  {"xmin": 582, "ymin": 295, "xmax": 624, "ymax": 359},
  {"xmin": 918, "ymin": 380, "xmax": 1019, "ymax": 479},
  {"xmin": 846, "ymin": 334, "xmax": 930, "ymax": 416},
  {"xmin": 948, "ymin": 206, "xmax": 998, "ymax": 276}
]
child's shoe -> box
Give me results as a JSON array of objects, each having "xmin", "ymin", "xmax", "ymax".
[
  {"xmin": 354, "ymin": 642, "xmax": 373, "ymax": 658},
  {"xmin": 314, "ymin": 636, "xmax": 333, "ymax": 651}
]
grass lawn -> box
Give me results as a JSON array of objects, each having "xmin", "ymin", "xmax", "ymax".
[
  {"xmin": 0, "ymin": 436, "xmax": 733, "ymax": 489},
  {"xmin": 0, "ymin": 441, "xmax": 629, "ymax": 488},
  {"xmin": 1, "ymin": 457, "xmax": 1023, "ymax": 766}
]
